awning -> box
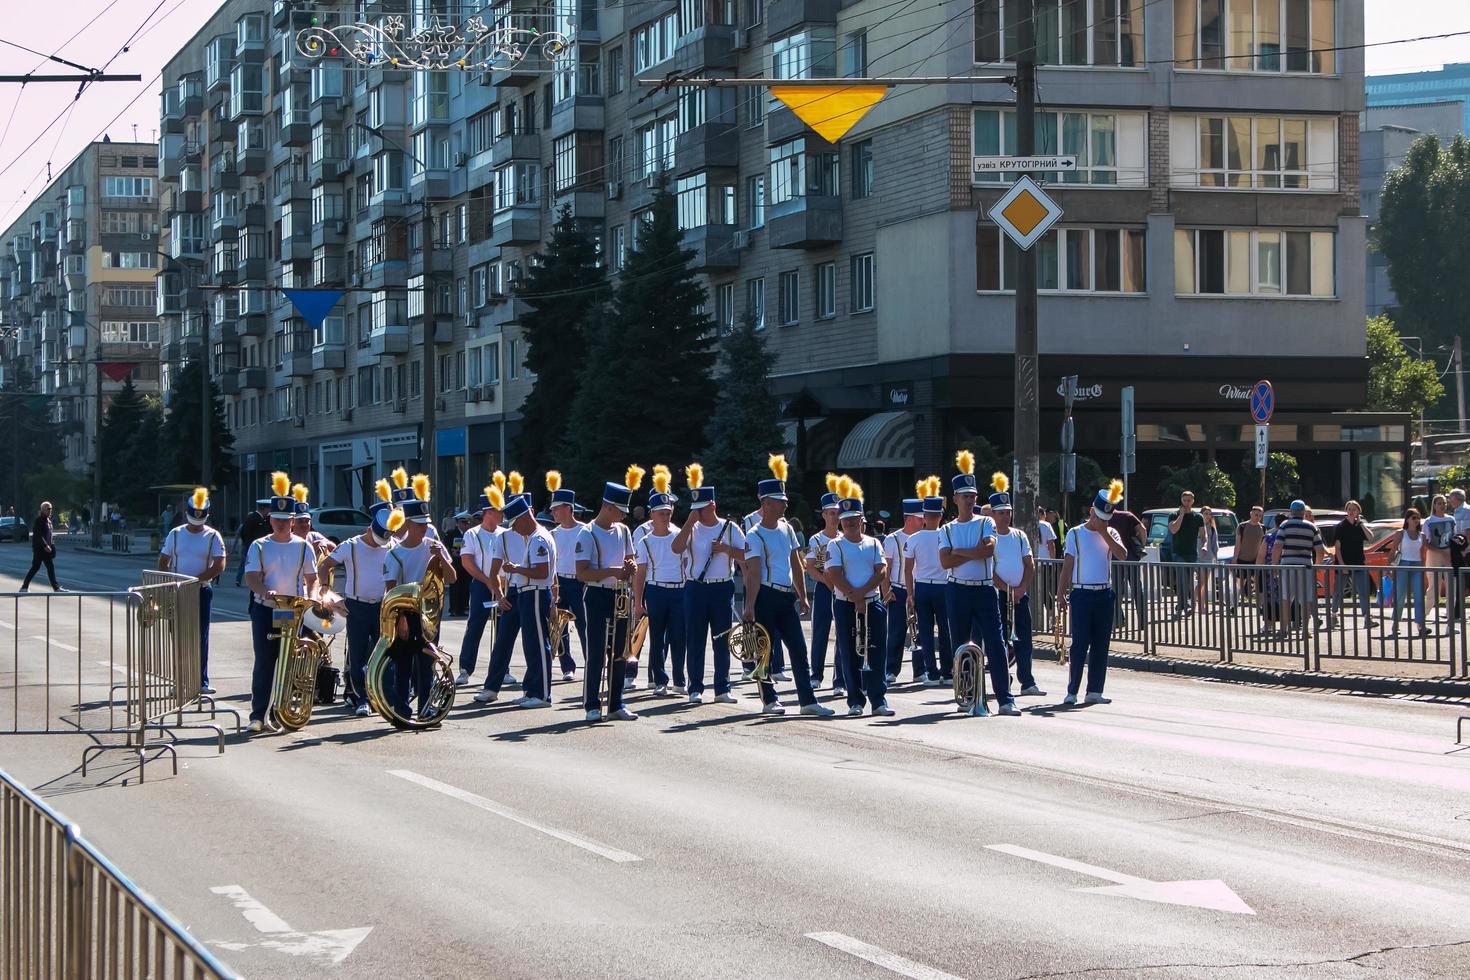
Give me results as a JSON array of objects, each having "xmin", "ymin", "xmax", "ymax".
[{"xmin": 836, "ymin": 411, "xmax": 914, "ymax": 469}]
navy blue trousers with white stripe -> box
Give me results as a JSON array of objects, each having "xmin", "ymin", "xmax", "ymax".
[
  {"xmin": 945, "ymin": 582, "xmax": 1013, "ymax": 705},
  {"xmin": 516, "ymin": 587, "xmax": 553, "ymax": 702}
]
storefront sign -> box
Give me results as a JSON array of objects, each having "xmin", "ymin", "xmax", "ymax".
[
  {"xmin": 887, "ymin": 386, "xmax": 911, "ymax": 406},
  {"xmin": 1218, "ymin": 384, "xmax": 1253, "ymax": 400},
  {"xmin": 1057, "ymin": 380, "xmax": 1103, "ymax": 400}
]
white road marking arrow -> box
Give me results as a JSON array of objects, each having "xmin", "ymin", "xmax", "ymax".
[
  {"xmin": 986, "ymin": 844, "xmax": 1256, "ymax": 915},
  {"xmin": 209, "ymin": 885, "xmax": 372, "ymax": 964},
  {"xmin": 807, "ymin": 933, "xmax": 967, "ymax": 980}
]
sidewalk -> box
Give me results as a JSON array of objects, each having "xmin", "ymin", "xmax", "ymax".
[{"xmin": 53, "ymin": 530, "xmax": 155, "ymax": 560}]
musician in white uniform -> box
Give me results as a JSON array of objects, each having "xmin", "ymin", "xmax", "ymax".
[
  {"xmin": 672, "ymin": 463, "xmax": 747, "ymax": 706},
  {"xmin": 988, "ymin": 473, "xmax": 1045, "ymax": 698},
  {"xmin": 547, "ymin": 471, "xmax": 586, "ymax": 680},
  {"xmin": 904, "ymin": 478, "xmax": 950, "ymax": 686},
  {"xmin": 382, "ymin": 475, "xmax": 456, "ymax": 719},
  {"xmin": 242, "ymin": 472, "xmax": 318, "ymax": 733},
  {"xmin": 1059, "ymin": 481, "xmax": 1129, "ymax": 705},
  {"xmin": 317, "ymin": 483, "xmax": 395, "ymax": 716},
  {"xmin": 882, "ymin": 497, "xmax": 921, "ymax": 683},
  {"xmin": 578, "ymin": 467, "xmax": 641, "ymax": 722},
  {"xmin": 825, "ymin": 480, "xmax": 892, "ymax": 717},
  {"xmin": 633, "ymin": 467, "xmax": 687, "ymax": 696},
  {"xmin": 806, "ymin": 475, "xmax": 844, "ymax": 692},
  {"xmin": 456, "ymin": 485, "xmax": 504, "ymax": 687},
  {"xmin": 493, "ymin": 493, "xmax": 557, "ymax": 707},
  {"xmin": 158, "ymin": 487, "xmax": 227, "ymax": 695}
]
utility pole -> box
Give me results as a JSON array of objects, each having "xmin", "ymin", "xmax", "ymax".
[
  {"xmin": 1012, "ymin": 0, "xmax": 1040, "ymax": 541},
  {"xmin": 1456, "ymin": 335, "xmax": 1466, "ymax": 435},
  {"xmin": 421, "ymin": 200, "xmax": 436, "ymax": 481},
  {"xmin": 91, "ymin": 362, "xmax": 103, "ymax": 548},
  {"xmin": 198, "ymin": 262, "xmax": 211, "ymax": 489}
]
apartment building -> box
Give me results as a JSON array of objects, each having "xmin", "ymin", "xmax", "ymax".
[
  {"xmin": 156, "ymin": 0, "xmax": 1400, "ymax": 519},
  {"xmin": 0, "ymin": 141, "xmax": 163, "ymax": 475}
]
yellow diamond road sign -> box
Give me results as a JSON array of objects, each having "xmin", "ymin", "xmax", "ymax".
[{"xmin": 988, "ymin": 175, "xmax": 1063, "ymax": 251}]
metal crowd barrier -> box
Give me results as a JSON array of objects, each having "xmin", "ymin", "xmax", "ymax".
[
  {"xmin": 1033, "ymin": 558, "xmax": 1470, "ymax": 678},
  {"xmin": 1, "ymin": 573, "xmax": 239, "ymax": 784},
  {"xmin": 1, "ymin": 767, "xmax": 237, "ymax": 980}
]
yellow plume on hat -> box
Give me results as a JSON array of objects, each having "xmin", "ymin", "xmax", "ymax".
[
  {"xmin": 492, "ymin": 470, "xmax": 506, "ymax": 492},
  {"xmin": 825, "ymin": 472, "xmax": 839, "ymax": 494},
  {"xmin": 625, "ymin": 464, "xmax": 646, "ymax": 492},
  {"xmin": 685, "ymin": 463, "xmax": 704, "ymax": 490},
  {"xmin": 375, "ymin": 478, "xmax": 391, "ymax": 502},
  {"xmin": 291, "ymin": 483, "xmax": 308, "ymax": 504},
  {"xmin": 652, "ymin": 469, "xmax": 671, "ymax": 494},
  {"xmin": 546, "ymin": 470, "xmax": 562, "ymax": 492},
  {"xmin": 191, "ymin": 487, "xmax": 208, "ymax": 510},
  {"xmin": 386, "ymin": 508, "xmax": 406, "ymax": 532},
  {"xmin": 1107, "ymin": 479, "xmax": 1124, "ymax": 504},
  {"xmin": 768, "ymin": 454, "xmax": 788, "ymax": 481},
  {"xmin": 836, "ymin": 475, "xmax": 854, "ymax": 500},
  {"xmin": 486, "ymin": 486, "xmax": 505, "ymax": 511},
  {"xmin": 508, "ymin": 471, "xmax": 524, "ymax": 496},
  {"xmin": 653, "ymin": 463, "xmax": 671, "ymax": 477},
  {"xmin": 391, "ymin": 467, "xmax": 408, "ymax": 490},
  {"xmin": 991, "ymin": 471, "xmax": 1009, "ymax": 494},
  {"xmin": 850, "ymin": 481, "xmax": 864, "ymax": 501},
  {"xmin": 271, "ymin": 471, "xmax": 289, "ymax": 497},
  {"xmin": 412, "ymin": 473, "xmax": 431, "ymax": 502},
  {"xmin": 915, "ymin": 479, "xmax": 928, "ymax": 498},
  {"xmin": 956, "ymin": 450, "xmax": 975, "ymax": 475},
  {"xmin": 928, "ymin": 476, "xmax": 943, "ymax": 498}
]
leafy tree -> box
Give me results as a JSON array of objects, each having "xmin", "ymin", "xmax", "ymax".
[
  {"xmin": 703, "ymin": 315, "xmax": 786, "ymax": 519},
  {"xmin": 161, "ymin": 359, "xmax": 236, "ymax": 489},
  {"xmin": 24, "ymin": 464, "xmax": 90, "ymax": 519},
  {"xmin": 562, "ymin": 185, "xmax": 717, "ymax": 491},
  {"xmin": 1376, "ymin": 133, "xmax": 1470, "ymax": 357},
  {"xmin": 0, "ymin": 366, "xmax": 64, "ymax": 516},
  {"xmin": 1365, "ymin": 314, "xmax": 1445, "ymax": 418},
  {"xmin": 99, "ymin": 377, "xmax": 164, "ymax": 518},
  {"xmin": 1158, "ymin": 457, "xmax": 1236, "ymax": 510},
  {"xmin": 514, "ymin": 206, "xmax": 608, "ymax": 475},
  {"xmin": 1232, "ymin": 451, "xmax": 1300, "ymax": 510}
]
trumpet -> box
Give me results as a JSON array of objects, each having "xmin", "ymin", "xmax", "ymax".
[
  {"xmin": 953, "ymin": 641, "xmax": 990, "ymax": 717},
  {"xmin": 854, "ymin": 596, "xmax": 871, "ymax": 673}
]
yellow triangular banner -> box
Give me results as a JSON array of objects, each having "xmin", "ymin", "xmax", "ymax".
[{"xmin": 769, "ymin": 85, "xmax": 889, "ymax": 143}]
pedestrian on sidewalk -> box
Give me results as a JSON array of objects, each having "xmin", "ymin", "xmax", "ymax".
[
  {"xmin": 1167, "ymin": 491, "xmax": 1204, "ymax": 616},
  {"xmin": 235, "ymin": 498, "xmax": 271, "ymax": 587},
  {"xmin": 1270, "ymin": 500, "xmax": 1325, "ymax": 638},
  {"xmin": 1329, "ymin": 501, "xmax": 1377, "ymax": 631},
  {"xmin": 1370, "ymin": 509, "xmax": 1429, "ymax": 638},
  {"xmin": 1425, "ymin": 494, "xmax": 1455, "ymax": 614},
  {"xmin": 19, "ymin": 502, "xmax": 61, "ymax": 592},
  {"xmin": 1196, "ymin": 506, "xmax": 1221, "ymax": 610},
  {"xmin": 158, "ymin": 488, "xmax": 227, "ymax": 694}
]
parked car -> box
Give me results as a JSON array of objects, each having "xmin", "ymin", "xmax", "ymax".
[
  {"xmin": 1263, "ymin": 508, "xmax": 1347, "ymax": 533},
  {"xmin": 0, "ymin": 516, "xmax": 28, "ymax": 542},
  {"xmin": 308, "ymin": 507, "xmax": 372, "ymax": 544},
  {"xmin": 1142, "ymin": 508, "xmax": 1238, "ymax": 563}
]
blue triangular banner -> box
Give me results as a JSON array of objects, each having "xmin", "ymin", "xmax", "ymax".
[{"xmin": 283, "ymin": 289, "xmax": 346, "ymax": 330}]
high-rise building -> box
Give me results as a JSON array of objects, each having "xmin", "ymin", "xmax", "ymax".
[
  {"xmin": 1366, "ymin": 62, "xmax": 1470, "ymax": 133},
  {"xmin": 153, "ymin": 0, "xmax": 1402, "ymax": 519},
  {"xmin": 0, "ymin": 141, "xmax": 163, "ymax": 475}
]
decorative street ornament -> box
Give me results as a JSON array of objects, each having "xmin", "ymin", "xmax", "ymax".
[{"xmin": 295, "ymin": 13, "xmax": 573, "ymax": 72}]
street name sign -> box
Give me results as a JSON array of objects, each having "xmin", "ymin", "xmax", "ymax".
[
  {"xmin": 988, "ymin": 176, "xmax": 1064, "ymax": 251},
  {"xmin": 972, "ymin": 154, "xmax": 1077, "ymax": 175}
]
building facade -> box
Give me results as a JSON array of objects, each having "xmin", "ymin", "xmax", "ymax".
[
  {"xmin": 153, "ymin": 0, "xmax": 1397, "ymax": 523},
  {"xmin": 0, "ymin": 141, "xmax": 163, "ymax": 475},
  {"xmin": 1366, "ymin": 62, "xmax": 1470, "ymax": 133}
]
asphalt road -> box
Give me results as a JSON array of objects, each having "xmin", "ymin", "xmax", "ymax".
[{"xmin": 3, "ymin": 545, "xmax": 1470, "ymax": 979}]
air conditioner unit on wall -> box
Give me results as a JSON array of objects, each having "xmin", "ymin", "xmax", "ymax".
[
  {"xmin": 732, "ymin": 29, "xmax": 749, "ymax": 51},
  {"xmin": 606, "ymin": 180, "xmax": 622, "ymax": 200}
]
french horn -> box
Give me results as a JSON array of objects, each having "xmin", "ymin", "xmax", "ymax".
[{"xmin": 727, "ymin": 620, "xmax": 773, "ymax": 683}]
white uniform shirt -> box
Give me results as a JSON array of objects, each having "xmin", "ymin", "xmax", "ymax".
[
  {"xmin": 243, "ymin": 535, "xmax": 314, "ymax": 597},
  {"xmin": 631, "ymin": 520, "xmax": 654, "ymax": 548},
  {"xmin": 577, "ymin": 521, "xmax": 634, "ymax": 586},
  {"xmin": 460, "ymin": 524, "xmax": 497, "ymax": 577},
  {"xmin": 940, "ymin": 516, "xmax": 997, "ymax": 582},
  {"xmin": 1064, "ymin": 524, "xmax": 1123, "ymax": 585},
  {"xmin": 992, "ymin": 526, "xmax": 1032, "ymax": 589},
  {"xmin": 805, "ymin": 529, "xmax": 842, "ymax": 572},
  {"xmin": 384, "ymin": 538, "xmax": 451, "ymax": 587},
  {"xmin": 551, "ymin": 523, "xmax": 584, "ymax": 576},
  {"xmin": 1037, "ymin": 520, "xmax": 1058, "ymax": 556},
  {"xmin": 159, "ymin": 525, "xmax": 225, "ymax": 580},
  {"xmin": 826, "ymin": 535, "xmax": 885, "ymax": 601},
  {"xmin": 746, "ymin": 522, "xmax": 801, "ymax": 588},
  {"xmin": 636, "ymin": 526, "xmax": 686, "ymax": 584},
  {"xmin": 501, "ymin": 526, "xmax": 556, "ymax": 588},
  {"xmin": 329, "ymin": 535, "xmax": 391, "ymax": 602},
  {"xmin": 883, "ymin": 530, "xmax": 909, "ymax": 588},
  {"xmin": 906, "ymin": 528, "xmax": 946, "ymax": 584},
  {"xmin": 687, "ymin": 518, "xmax": 746, "ymax": 582}
]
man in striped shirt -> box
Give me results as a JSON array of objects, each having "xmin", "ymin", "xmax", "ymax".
[{"xmin": 1270, "ymin": 499, "xmax": 1325, "ymax": 636}]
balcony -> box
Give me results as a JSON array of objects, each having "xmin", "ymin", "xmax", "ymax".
[
  {"xmin": 674, "ymin": 123, "xmax": 740, "ymax": 176},
  {"xmin": 240, "ymin": 256, "xmax": 268, "ymax": 282},
  {"xmin": 683, "ymin": 224, "xmax": 740, "ymax": 270},
  {"xmin": 367, "ymin": 191, "xmax": 409, "ymax": 223},
  {"xmin": 280, "ymin": 116, "xmax": 310, "ymax": 148},
  {"xmin": 309, "ymin": 155, "xmax": 348, "ymax": 184},
  {"xmin": 479, "ymin": 295, "xmax": 531, "ymax": 330},
  {"xmin": 548, "ymin": 97, "xmax": 604, "ymax": 139},
  {"xmin": 311, "ymin": 345, "xmax": 345, "ymax": 371},
  {"xmin": 411, "ymin": 167, "xmax": 451, "ymax": 201},
  {"xmin": 490, "ymin": 206, "xmax": 540, "ymax": 246},
  {"xmin": 410, "ymin": 245, "xmax": 453, "ymax": 277},
  {"xmin": 768, "ymin": 195, "xmax": 843, "ymax": 249},
  {"xmin": 492, "ymin": 55, "xmax": 549, "ymax": 88},
  {"xmin": 490, "ymin": 132, "xmax": 540, "ymax": 168},
  {"xmin": 217, "ymin": 372, "xmax": 240, "ymax": 395},
  {"xmin": 766, "ymin": 105, "xmax": 814, "ymax": 145},
  {"xmin": 286, "ymin": 352, "xmax": 313, "ymax": 377},
  {"xmin": 227, "ymin": 311, "xmax": 267, "ymax": 340},
  {"xmin": 272, "ymin": 179, "xmax": 309, "ymax": 208},
  {"xmin": 766, "ymin": 0, "xmax": 840, "ymax": 38},
  {"xmin": 551, "ymin": 187, "xmax": 605, "ymax": 220},
  {"xmin": 308, "ymin": 99, "xmax": 345, "ymax": 127},
  {"xmin": 237, "ymin": 365, "xmax": 267, "ymax": 390},
  {"xmin": 672, "ymin": 26, "xmax": 740, "ymax": 74},
  {"xmin": 64, "ymin": 326, "xmax": 87, "ymax": 359},
  {"xmin": 236, "ymin": 144, "xmax": 267, "ymax": 177},
  {"xmin": 363, "ymin": 260, "xmax": 408, "ymax": 291},
  {"xmin": 366, "ymin": 325, "xmax": 409, "ymax": 357},
  {"xmin": 311, "ymin": 219, "xmax": 348, "ymax": 249}
]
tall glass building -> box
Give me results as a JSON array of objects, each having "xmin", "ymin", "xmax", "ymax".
[{"xmin": 1366, "ymin": 63, "xmax": 1470, "ymax": 132}]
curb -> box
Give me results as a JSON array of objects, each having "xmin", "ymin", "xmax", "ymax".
[{"xmin": 1031, "ymin": 645, "xmax": 1470, "ymax": 699}]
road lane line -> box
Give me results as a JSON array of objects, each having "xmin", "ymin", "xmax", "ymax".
[
  {"xmin": 30, "ymin": 636, "xmax": 78, "ymax": 651},
  {"xmin": 96, "ymin": 661, "xmax": 126, "ymax": 675},
  {"xmin": 0, "ymin": 621, "xmax": 13, "ymax": 629},
  {"xmin": 210, "ymin": 885, "xmax": 294, "ymax": 934},
  {"xmin": 388, "ymin": 769, "xmax": 642, "ymax": 863},
  {"xmin": 984, "ymin": 844, "xmax": 1142, "ymax": 885},
  {"xmin": 806, "ymin": 933, "xmax": 966, "ymax": 980}
]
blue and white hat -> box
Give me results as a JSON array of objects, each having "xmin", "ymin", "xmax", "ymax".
[
  {"xmin": 369, "ymin": 499, "xmax": 396, "ymax": 539},
  {"xmin": 185, "ymin": 487, "xmax": 211, "ymax": 525},
  {"xmin": 649, "ymin": 491, "xmax": 677, "ymax": 512},
  {"xmin": 388, "ymin": 467, "xmax": 414, "ymax": 505},
  {"xmin": 648, "ymin": 465, "xmax": 676, "ymax": 512},
  {"xmin": 758, "ymin": 454, "xmax": 789, "ymax": 501},
  {"xmin": 1092, "ymin": 479, "xmax": 1125, "ymax": 521},
  {"xmin": 952, "ymin": 450, "xmax": 978, "ymax": 495},
  {"xmin": 546, "ymin": 470, "xmax": 575, "ymax": 509},
  {"xmin": 987, "ymin": 472, "xmax": 1012, "ymax": 512},
  {"xmin": 686, "ymin": 462, "xmax": 714, "ymax": 510},
  {"xmin": 503, "ymin": 494, "xmax": 532, "ymax": 522},
  {"xmin": 403, "ymin": 473, "xmax": 432, "ymax": 524},
  {"xmin": 819, "ymin": 472, "xmax": 842, "ymax": 511},
  {"xmin": 268, "ymin": 472, "xmax": 295, "ymax": 519},
  {"xmin": 838, "ymin": 496, "xmax": 864, "ymax": 520},
  {"xmin": 604, "ymin": 465, "xmax": 646, "ymax": 514},
  {"xmin": 923, "ymin": 496, "xmax": 945, "ymax": 514},
  {"xmin": 902, "ymin": 498, "xmax": 923, "ymax": 517}
]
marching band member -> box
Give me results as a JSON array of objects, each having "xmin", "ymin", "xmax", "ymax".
[
  {"xmin": 241, "ymin": 472, "xmax": 318, "ymax": 734},
  {"xmin": 882, "ymin": 495, "xmax": 922, "ymax": 683},
  {"xmin": 456, "ymin": 485, "xmax": 505, "ymax": 687},
  {"xmin": 382, "ymin": 475, "xmax": 456, "ymax": 719},
  {"xmin": 988, "ymin": 473, "xmax": 1045, "ymax": 698},
  {"xmin": 318, "ymin": 480, "xmax": 396, "ymax": 717},
  {"xmin": 578, "ymin": 467, "xmax": 642, "ymax": 722},
  {"xmin": 290, "ymin": 483, "xmax": 332, "ymax": 560},
  {"xmin": 739, "ymin": 471, "xmax": 790, "ymax": 683},
  {"xmin": 904, "ymin": 477, "xmax": 950, "ymax": 686},
  {"xmin": 672, "ymin": 463, "xmax": 747, "ymax": 706},
  {"xmin": 547, "ymin": 470, "xmax": 586, "ymax": 680},
  {"xmin": 825, "ymin": 479, "xmax": 893, "ymax": 717},
  {"xmin": 1059, "ymin": 481, "xmax": 1128, "ymax": 705},
  {"xmin": 495, "ymin": 492, "xmax": 557, "ymax": 707},
  {"xmin": 474, "ymin": 472, "xmax": 529, "ymax": 702},
  {"xmin": 940, "ymin": 452, "xmax": 1019, "ymax": 716},
  {"xmin": 632, "ymin": 467, "xmax": 687, "ymax": 696},
  {"xmin": 806, "ymin": 475, "xmax": 844, "ymax": 693},
  {"xmin": 157, "ymin": 487, "xmax": 226, "ymax": 695},
  {"xmin": 741, "ymin": 455, "xmax": 833, "ymax": 716}
]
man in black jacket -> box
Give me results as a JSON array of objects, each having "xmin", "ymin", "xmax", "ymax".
[
  {"xmin": 234, "ymin": 499, "xmax": 271, "ymax": 586},
  {"xmin": 19, "ymin": 501, "xmax": 61, "ymax": 592}
]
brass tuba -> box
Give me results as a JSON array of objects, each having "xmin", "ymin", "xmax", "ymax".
[
  {"xmin": 548, "ymin": 606, "xmax": 576, "ymax": 666},
  {"xmin": 364, "ymin": 565, "xmax": 456, "ymax": 730},
  {"xmin": 953, "ymin": 641, "xmax": 990, "ymax": 717},
  {"xmin": 269, "ymin": 595, "xmax": 331, "ymax": 730},
  {"xmin": 727, "ymin": 620, "xmax": 773, "ymax": 682}
]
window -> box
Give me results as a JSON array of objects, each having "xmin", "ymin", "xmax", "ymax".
[
  {"xmin": 314, "ymin": 315, "xmax": 344, "ymax": 349},
  {"xmin": 747, "ymin": 277, "xmax": 765, "ymax": 330},
  {"xmin": 717, "ymin": 282, "xmax": 735, "ymax": 332},
  {"xmin": 772, "ymin": 29, "xmax": 836, "ymax": 79},
  {"xmin": 1171, "ymin": 114, "xmax": 1338, "ymax": 190},
  {"xmin": 633, "ymin": 12, "xmax": 678, "ymax": 72},
  {"xmin": 977, "ymin": 226, "xmax": 1146, "ymax": 293},
  {"xmin": 373, "ymin": 150, "xmax": 405, "ymax": 192},
  {"xmin": 310, "ymin": 63, "xmax": 344, "ymax": 103},
  {"xmin": 778, "ymin": 271, "xmax": 800, "ymax": 326},
  {"xmin": 607, "ymin": 46, "xmax": 625, "ymax": 94},
  {"xmin": 769, "ymin": 140, "xmax": 805, "ymax": 205},
  {"xmin": 494, "ymin": 163, "xmax": 539, "ymax": 209},
  {"xmin": 311, "ymin": 185, "xmax": 343, "ymax": 224},
  {"xmin": 102, "ymin": 251, "xmax": 156, "ymax": 269},
  {"xmin": 100, "ymin": 321, "xmax": 159, "ymax": 344},
  {"xmin": 850, "ymin": 140, "xmax": 874, "ymax": 198},
  {"xmin": 842, "ymin": 30, "xmax": 868, "ymax": 77},
  {"xmin": 635, "ymin": 115, "xmax": 677, "ymax": 177},
  {"xmin": 553, "ymin": 135, "xmax": 577, "ymax": 192},
  {"xmin": 229, "ymin": 63, "xmax": 264, "ymax": 117},
  {"xmin": 508, "ymin": 339, "xmax": 520, "ymax": 380},
  {"xmin": 1174, "ymin": 0, "xmax": 1336, "ymax": 73},
  {"xmin": 972, "ymin": 108, "xmax": 1147, "ymax": 185},
  {"xmin": 974, "ymin": 0, "xmax": 1146, "ymax": 67},
  {"xmin": 357, "ymin": 365, "xmax": 376, "ymax": 405},
  {"xmin": 676, "ymin": 171, "xmax": 737, "ymax": 229},
  {"xmin": 1174, "ymin": 228, "xmax": 1335, "ymax": 297},
  {"xmin": 106, "ymin": 287, "xmax": 153, "ymax": 308},
  {"xmin": 103, "ymin": 176, "xmax": 155, "ymax": 200},
  {"xmin": 411, "ymin": 71, "xmax": 449, "ymax": 126},
  {"xmin": 746, "ymin": 174, "xmax": 765, "ymax": 227},
  {"xmin": 817, "ymin": 262, "xmax": 836, "ymax": 317},
  {"xmin": 484, "ymin": 342, "xmax": 501, "ymax": 385},
  {"xmin": 610, "ymin": 224, "xmax": 626, "ymax": 271},
  {"xmin": 742, "ymin": 79, "xmax": 765, "ymax": 128},
  {"xmin": 850, "ymin": 253, "xmax": 875, "ymax": 312}
]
